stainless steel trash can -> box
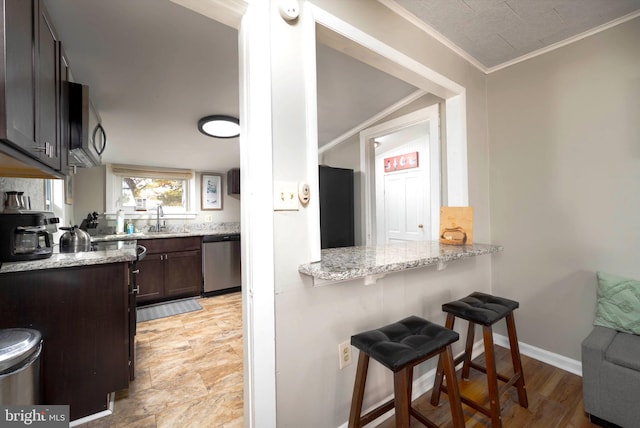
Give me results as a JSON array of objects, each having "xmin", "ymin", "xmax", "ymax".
[{"xmin": 0, "ymin": 328, "xmax": 42, "ymax": 404}]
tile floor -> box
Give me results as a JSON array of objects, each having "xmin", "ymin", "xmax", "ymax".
[{"xmin": 80, "ymin": 292, "xmax": 243, "ymax": 428}]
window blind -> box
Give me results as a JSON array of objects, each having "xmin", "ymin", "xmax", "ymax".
[{"xmin": 110, "ymin": 164, "xmax": 193, "ymax": 180}]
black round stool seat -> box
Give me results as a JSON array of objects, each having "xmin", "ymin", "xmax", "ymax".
[
  {"xmin": 351, "ymin": 316, "xmax": 459, "ymax": 371},
  {"xmin": 442, "ymin": 291, "xmax": 519, "ymax": 326},
  {"xmin": 348, "ymin": 315, "xmax": 465, "ymax": 427}
]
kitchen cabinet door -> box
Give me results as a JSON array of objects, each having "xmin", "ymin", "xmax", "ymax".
[
  {"xmin": 1, "ymin": 0, "xmax": 64, "ymax": 175},
  {"xmin": 59, "ymin": 46, "xmax": 70, "ymax": 170},
  {"xmin": 0, "ymin": 263, "xmax": 130, "ymax": 420},
  {"xmin": 227, "ymin": 168, "xmax": 240, "ymax": 195},
  {"xmin": 2, "ymin": 0, "xmax": 37, "ymax": 148},
  {"xmin": 164, "ymin": 250, "xmax": 202, "ymax": 298},
  {"xmin": 36, "ymin": 2, "xmax": 61, "ymax": 170},
  {"xmin": 136, "ymin": 254, "xmax": 164, "ymax": 304},
  {"xmin": 136, "ymin": 237, "xmax": 202, "ymax": 305}
]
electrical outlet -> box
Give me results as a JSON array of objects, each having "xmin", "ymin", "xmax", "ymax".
[
  {"xmin": 204, "ymin": 215, "xmax": 213, "ymax": 223},
  {"xmin": 338, "ymin": 340, "xmax": 352, "ymax": 369}
]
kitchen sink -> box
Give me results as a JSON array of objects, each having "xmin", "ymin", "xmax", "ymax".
[{"xmin": 142, "ymin": 231, "xmax": 173, "ymax": 236}]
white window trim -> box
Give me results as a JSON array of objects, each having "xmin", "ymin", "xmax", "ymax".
[{"xmin": 105, "ymin": 164, "xmax": 197, "ymax": 219}]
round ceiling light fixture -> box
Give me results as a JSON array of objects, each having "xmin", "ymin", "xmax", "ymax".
[{"xmin": 198, "ymin": 115, "xmax": 240, "ymax": 138}]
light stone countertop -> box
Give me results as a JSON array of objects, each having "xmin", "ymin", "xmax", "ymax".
[
  {"xmin": 0, "ymin": 225, "xmax": 241, "ymax": 274},
  {"xmin": 298, "ymin": 241, "xmax": 503, "ymax": 285},
  {"xmin": 0, "ymin": 246, "xmax": 138, "ymax": 274}
]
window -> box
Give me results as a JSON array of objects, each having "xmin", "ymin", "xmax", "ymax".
[
  {"xmin": 120, "ymin": 176, "xmax": 187, "ymax": 212},
  {"xmin": 109, "ymin": 165, "xmax": 194, "ymax": 214}
]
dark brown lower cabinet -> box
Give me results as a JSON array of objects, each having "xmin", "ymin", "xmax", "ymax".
[
  {"xmin": 0, "ymin": 262, "xmax": 131, "ymax": 421},
  {"xmin": 136, "ymin": 237, "xmax": 202, "ymax": 305}
]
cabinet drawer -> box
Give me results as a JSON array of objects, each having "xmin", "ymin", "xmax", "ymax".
[{"xmin": 137, "ymin": 236, "xmax": 201, "ymax": 254}]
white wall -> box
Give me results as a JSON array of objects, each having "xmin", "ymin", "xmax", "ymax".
[
  {"xmin": 488, "ymin": 17, "xmax": 640, "ymax": 360},
  {"xmin": 72, "ymin": 166, "xmax": 106, "ymax": 224},
  {"xmin": 270, "ymin": 0, "xmax": 491, "ymax": 426}
]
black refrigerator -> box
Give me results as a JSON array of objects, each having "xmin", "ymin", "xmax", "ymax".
[{"xmin": 319, "ymin": 165, "xmax": 355, "ymax": 249}]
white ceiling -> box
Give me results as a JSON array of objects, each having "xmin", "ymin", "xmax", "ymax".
[
  {"xmin": 43, "ymin": 0, "xmax": 640, "ymax": 172},
  {"xmin": 44, "ymin": 0, "xmax": 417, "ymax": 171},
  {"xmin": 387, "ymin": 0, "xmax": 640, "ymax": 70},
  {"xmin": 44, "ymin": 0, "xmax": 241, "ymax": 172}
]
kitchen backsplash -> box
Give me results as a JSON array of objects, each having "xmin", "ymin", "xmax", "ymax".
[
  {"xmin": 91, "ymin": 217, "xmax": 240, "ymax": 236},
  {"xmin": 0, "ymin": 178, "xmax": 46, "ymax": 212}
]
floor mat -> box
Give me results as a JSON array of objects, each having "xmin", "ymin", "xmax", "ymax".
[{"xmin": 137, "ymin": 298, "xmax": 202, "ymax": 322}]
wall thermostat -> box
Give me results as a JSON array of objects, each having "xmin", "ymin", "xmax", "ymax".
[
  {"xmin": 298, "ymin": 182, "xmax": 310, "ymax": 205},
  {"xmin": 279, "ymin": 0, "xmax": 300, "ymax": 22}
]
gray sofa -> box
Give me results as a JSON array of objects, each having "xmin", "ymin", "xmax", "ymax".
[{"xmin": 582, "ymin": 325, "xmax": 640, "ymax": 427}]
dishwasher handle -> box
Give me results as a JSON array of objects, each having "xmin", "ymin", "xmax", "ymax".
[{"xmin": 203, "ymin": 234, "xmax": 240, "ymax": 243}]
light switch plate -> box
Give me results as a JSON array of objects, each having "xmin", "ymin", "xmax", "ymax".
[{"xmin": 274, "ymin": 181, "xmax": 299, "ymax": 211}]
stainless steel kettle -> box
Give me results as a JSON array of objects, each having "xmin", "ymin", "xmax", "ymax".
[{"xmin": 59, "ymin": 226, "xmax": 92, "ymax": 253}]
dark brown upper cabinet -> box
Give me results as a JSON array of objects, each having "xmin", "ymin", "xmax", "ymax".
[
  {"xmin": 227, "ymin": 167, "xmax": 240, "ymax": 195},
  {"xmin": 0, "ymin": 0, "xmax": 65, "ymax": 177}
]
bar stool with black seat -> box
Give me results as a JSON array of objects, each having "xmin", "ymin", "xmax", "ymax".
[
  {"xmin": 430, "ymin": 292, "xmax": 528, "ymax": 427},
  {"xmin": 348, "ymin": 315, "xmax": 465, "ymax": 428}
]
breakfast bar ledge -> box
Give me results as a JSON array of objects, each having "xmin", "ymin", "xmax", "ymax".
[{"xmin": 298, "ymin": 241, "xmax": 503, "ymax": 286}]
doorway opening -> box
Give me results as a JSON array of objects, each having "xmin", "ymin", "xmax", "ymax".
[{"xmin": 366, "ymin": 104, "xmax": 441, "ymax": 244}]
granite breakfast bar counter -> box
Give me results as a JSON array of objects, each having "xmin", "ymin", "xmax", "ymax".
[{"xmin": 299, "ymin": 241, "xmax": 503, "ymax": 286}]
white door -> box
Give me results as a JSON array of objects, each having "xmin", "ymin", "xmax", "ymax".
[
  {"xmin": 384, "ymin": 170, "xmax": 425, "ymax": 242},
  {"xmin": 368, "ymin": 105, "xmax": 441, "ymax": 245}
]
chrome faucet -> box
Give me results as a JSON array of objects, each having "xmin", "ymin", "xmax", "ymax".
[{"xmin": 156, "ymin": 204, "xmax": 164, "ymax": 232}]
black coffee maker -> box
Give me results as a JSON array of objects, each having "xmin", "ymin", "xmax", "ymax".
[{"xmin": 0, "ymin": 212, "xmax": 59, "ymax": 262}]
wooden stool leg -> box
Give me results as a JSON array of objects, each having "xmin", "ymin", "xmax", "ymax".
[
  {"xmin": 482, "ymin": 325, "xmax": 502, "ymax": 428},
  {"xmin": 461, "ymin": 321, "xmax": 476, "ymax": 379},
  {"xmin": 442, "ymin": 345, "xmax": 465, "ymax": 428},
  {"xmin": 348, "ymin": 352, "xmax": 370, "ymax": 428},
  {"xmin": 430, "ymin": 313, "xmax": 456, "ymax": 406},
  {"xmin": 407, "ymin": 364, "xmax": 414, "ymax": 405},
  {"xmin": 506, "ymin": 313, "xmax": 528, "ymax": 408},
  {"xmin": 394, "ymin": 367, "xmax": 411, "ymax": 428}
]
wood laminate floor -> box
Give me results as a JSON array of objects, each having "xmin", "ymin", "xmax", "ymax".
[
  {"xmin": 376, "ymin": 346, "xmax": 597, "ymax": 428},
  {"xmin": 79, "ymin": 292, "xmax": 596, "ymax": 427},
  {"xmin": 80, "ymin": 292, "xmax": 243, "ymax": 428}
]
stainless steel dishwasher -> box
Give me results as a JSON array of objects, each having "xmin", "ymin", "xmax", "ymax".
[{"xmin": 202, "ymin": 234, "xmax": 241, "ymax": 296}]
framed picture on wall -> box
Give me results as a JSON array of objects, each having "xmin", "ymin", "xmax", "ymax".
[
  {"xmin": 201, "ymin": 173, "xmax": 223, "ymax": 210},
  {"xmin": 65, "ymin": 174, "xmax": 74, "ymax": 205}
]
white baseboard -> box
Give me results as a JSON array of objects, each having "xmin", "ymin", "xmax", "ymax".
[
  {"xmin": 337, "ymin": 338, "xmax": 582, "ymax": 428},
  {"xmin": 493, "ymin": 334, "xmax": 582, "ymax": 377}
]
